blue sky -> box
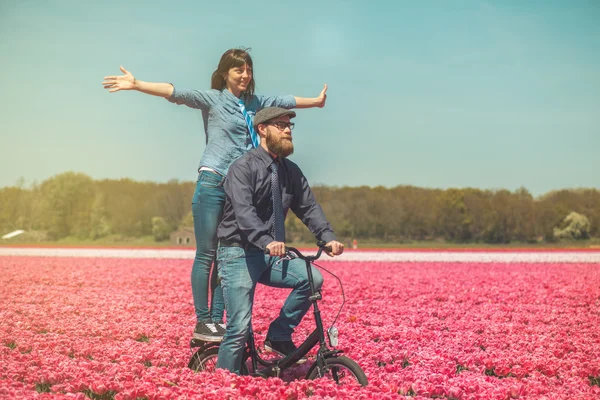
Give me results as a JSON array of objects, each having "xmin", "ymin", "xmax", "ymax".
[{"xmin": 1, "ymin": 0, "xmax": 598, "ymax": 196}]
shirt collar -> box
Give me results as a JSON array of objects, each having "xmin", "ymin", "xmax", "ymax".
[
  {"xmin": 221, "ymin": 88, "xmax": 245, "ymax": 103},
  {"xmin": 255, "ymin": 146, "xmax": 281, "ymax": 169}
]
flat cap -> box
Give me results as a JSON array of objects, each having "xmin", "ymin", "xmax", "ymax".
[{"xmin": 253, "ymin": 107, "xmax": 296, "ymax": 129}]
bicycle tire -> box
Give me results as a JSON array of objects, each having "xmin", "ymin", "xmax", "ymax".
[
  {"xmin": 306, "ymin": 355, "xmax": 368, "ymax": 386},
  {"xmin": 189, "ymin": 347, "xmax": 249, "ymax": 375}
]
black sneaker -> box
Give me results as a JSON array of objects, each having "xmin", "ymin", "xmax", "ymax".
[
  {"xmin": 215, "ymin": 321, "xmax": 227, "ymax": 333},
  {"xmin": 193, "ymin": 321, "xmax": 224, "ymax": 342},
  {"xmin": 264, "ymin": 338, "xmax": 307, "ymax": 364}
]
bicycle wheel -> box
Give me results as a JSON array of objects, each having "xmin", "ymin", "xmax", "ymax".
[
  {"xmin": 189, "ymin": 347, "xmax": 249, "ymax": 375},
  {"xmin": 306, "ymin": 355, "xmax": 368, "ymax": 386},
  {"xmin": 189, "ymin": 347, "xmax": 220, "ymax": 372}
]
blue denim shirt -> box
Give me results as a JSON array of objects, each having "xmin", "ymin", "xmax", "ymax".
[{"xmin": 167, "ymin": 87, "xmax": 296, "ymax": 175}]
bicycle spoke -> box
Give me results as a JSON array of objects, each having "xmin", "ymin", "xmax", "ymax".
[{"xmin": 205, "ymin": 357, "xmax": 217, "ymax": 372}]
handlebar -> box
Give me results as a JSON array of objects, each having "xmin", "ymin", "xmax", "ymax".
[
  {"xmin": 264, "ymin": 240, "xmax": 332, "ymax": 261},
  {"xmin": 265, "ymin": 240, "xmax": 346, "ymax": 338}
]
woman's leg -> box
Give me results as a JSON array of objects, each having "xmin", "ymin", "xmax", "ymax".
[
  {"xmin": 190, "ymin": 171, "xmax": 225, "ymax": 339},
  {"xmin": 210, "ymin": 260, "xmax": 225, "ymax": 322}
]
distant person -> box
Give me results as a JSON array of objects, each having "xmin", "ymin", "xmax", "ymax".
[
  {"xmin": 215, "ymin": 107, "xmax": 344, "ymax": 373},
  {"xmin": 102, "ymin": 49, "xmax": 328, "ymax": 342}
]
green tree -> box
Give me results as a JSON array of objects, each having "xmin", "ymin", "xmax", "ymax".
[
  {"xmin": 435, "ymin": 189, "xmax": 472, "ymax": 242},
  {"xmin": 484, "ymin": 190, "xmax": 517, "ymax": 244},
  {"xmin": 554, "ymin": 211, "xmax": 591, "ymax": 240},
  {"xmin": 37, "ymin": 172, "xmax": 96, "ymax": 239},
  {"xmin": 89, "ymin": 193, "xmax": 111, "ymax": 239},
  {"xmin": 0, "ymin": 187, "xmax": 24, "ymax": 232},
  {"xmin": 180, "ymin": 211, "xmax": 194, "ymax": 228},
  {"xmin": 152, "ymin": 216, "xmax": 170, "ymax": 241}
]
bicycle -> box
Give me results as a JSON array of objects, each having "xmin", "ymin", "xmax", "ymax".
[{"xmin": 188, "ymin": 241, "xmax": 368, "ymax": 386}]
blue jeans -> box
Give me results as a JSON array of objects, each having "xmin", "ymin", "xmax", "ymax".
[
  {"xmin": 191, "ymin": 171, "xmax": 226, "ymax": 323},
  {"xmin": 215, "ymin": 246, "xmax": 324, "ymax": 373}
]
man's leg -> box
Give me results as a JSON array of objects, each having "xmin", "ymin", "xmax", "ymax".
[
  {"xmin": 260, "ymin": 257, "xmax": 324, "ymax": 342},
  {"xmin": 216, "ymin": 247, "xmax": 265, "ymax": 373}
]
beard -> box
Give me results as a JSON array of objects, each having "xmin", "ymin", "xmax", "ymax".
[{"xmin": 266, "ymin": 130, "xmax": 294, "ymax": 158}]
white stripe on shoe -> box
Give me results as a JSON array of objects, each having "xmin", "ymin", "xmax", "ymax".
[{"xmin": 193, "ymin": 322, "xmax": 224, "ymax": 342}]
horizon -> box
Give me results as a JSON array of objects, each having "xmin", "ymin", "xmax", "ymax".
[{"xmin": 2, "ymin": 169, "xmax": 598, "ymax": 199}]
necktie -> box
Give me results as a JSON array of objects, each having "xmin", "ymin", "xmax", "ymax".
[
  {"xmin": 270, "ymin": 161, "xmax": 286, "ymax": 242},
  {"xmin": 238, "ymin": 98, "xmax": 260, "ymax": 148}
]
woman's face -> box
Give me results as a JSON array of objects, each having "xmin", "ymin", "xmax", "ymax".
[{"xmin": 223, "ymin": 63, "xmax": 252, "ymax": 97}]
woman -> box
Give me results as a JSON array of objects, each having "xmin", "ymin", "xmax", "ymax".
[{"xmin": 102, "ymin": 48, "xmax": 327, "ymax": 342}]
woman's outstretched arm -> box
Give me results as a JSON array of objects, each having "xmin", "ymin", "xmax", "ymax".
[
  {"xmin": 294, "ymin": 84, "xmax": 327, "ymax": 109},
  {"xmin": 102, "ymin": 66, "xmax": 174, "ymax": 98}
]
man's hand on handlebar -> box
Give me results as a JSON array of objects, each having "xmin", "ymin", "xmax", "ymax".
[
  {"xmin": 265, "ymin": 240, "xmax": 344, "ymax": 258},
  {"xmin": 324, "ymin": 240, "xmax": 344, "ymax": 257},
  {"xmin": 266, "ymin": 241, "xmax": 286, "ymax": 257}
]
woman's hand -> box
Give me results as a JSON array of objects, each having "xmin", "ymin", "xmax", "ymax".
[
  {"xmin": 315, "ymin": 84, "xmax": 327, "ymax": 108},
  {"xmin": 294, "ymin": 84, "xmax": 328, "ymax": 109},
  {"xmin": 103, "ymin": 66, "xmax": 136, "ymax": 92}
]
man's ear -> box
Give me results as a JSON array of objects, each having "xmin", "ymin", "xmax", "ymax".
[{"xmin": 257, "ymin": 124, "xmax": 266, "ymax": 138}]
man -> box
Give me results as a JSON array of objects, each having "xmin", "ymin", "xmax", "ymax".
[{"xmin": 215, "ymin": 107, "xmax": 344, "ymax": 373}]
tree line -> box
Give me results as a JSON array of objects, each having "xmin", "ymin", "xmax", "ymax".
[{"xmin": 0, "ymin": 172, "xmax": 598, "ymax": 243}]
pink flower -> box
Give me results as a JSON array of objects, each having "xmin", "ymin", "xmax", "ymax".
[{"xmin": 1, "ymin": 256, "xmax": 599, "ymax": 399}]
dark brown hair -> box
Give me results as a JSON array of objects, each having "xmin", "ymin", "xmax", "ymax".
[{"xmin": 210, "ymin": 48, "xmax": 255, "ymax": 98}]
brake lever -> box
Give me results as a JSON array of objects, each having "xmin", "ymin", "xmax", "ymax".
[
  {"xmin": 274, "ymin": 252, "xmax": 296, "ymax": 265},
  {"xmin": 265, "ymin": 248, "xmax": 295, "ymax": 265}
]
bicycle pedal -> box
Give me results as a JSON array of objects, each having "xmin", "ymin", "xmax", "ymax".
[
  {"xmin": 250, "ymin": 371, "xmax": 270, "ymax": 379},
  {"xmin": 264, "ymin": 347, "xmax": 308, "ymax": 365}
]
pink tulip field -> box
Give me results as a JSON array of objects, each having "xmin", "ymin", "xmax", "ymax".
[{"xmin": 1, "ymin": 250, "xmax": 600, "ymax": 399}]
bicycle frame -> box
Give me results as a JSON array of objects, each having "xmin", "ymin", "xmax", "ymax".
[
  {"xmin": 189, "ymin": 338, "xmax": 219, "ymax": 354},
  {"xmin": 243, "ymin": 246, "xmax": 342, "ymax": 378},
  {"xmin": 189, "ymin": 242, "xmax": 346, "ymax": 379}
]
